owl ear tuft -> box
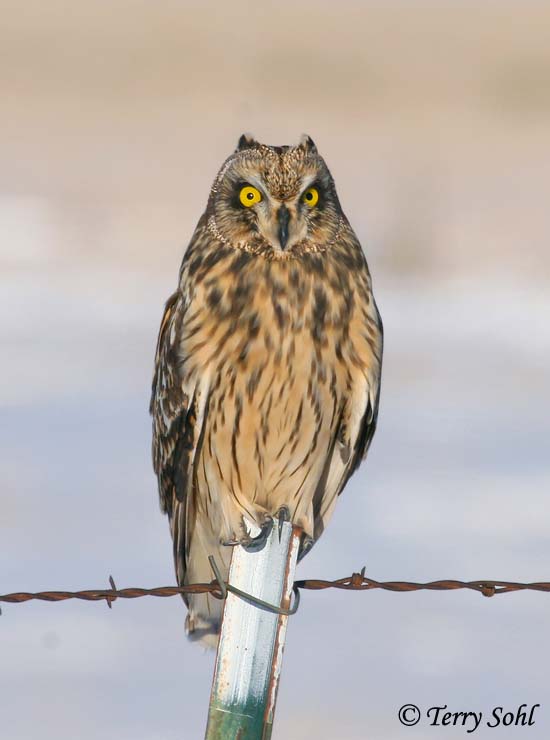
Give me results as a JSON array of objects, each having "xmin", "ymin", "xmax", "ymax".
[
  {"xmin": 299, "ymin": 134, "xmax": 318, "ymax": 154},
  {"xmin": 236, "ymin": 133, "xmax": 259, "ymax": 152}
]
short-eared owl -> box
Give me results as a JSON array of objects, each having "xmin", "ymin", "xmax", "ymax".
[{"xmin": 151, "ymin": 134, "xmax": 383, "ymax": 644}]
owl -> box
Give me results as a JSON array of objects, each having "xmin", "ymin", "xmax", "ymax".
[{"xmin": 150, "ymin": 134, "xmax": 383, "ymax": 645}]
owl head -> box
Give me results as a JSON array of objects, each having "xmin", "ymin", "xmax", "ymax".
[{"xmin": 206, "ymin": 135, "xmax": 345, "ymax": 258}]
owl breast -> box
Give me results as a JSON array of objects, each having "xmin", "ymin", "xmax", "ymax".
[{"xmin": 179, "ymin": 248, "xmax": 373, "ymax": 541}]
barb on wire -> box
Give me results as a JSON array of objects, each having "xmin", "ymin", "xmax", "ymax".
[
  {"xmin": 1, "ymin": 570, "xmax": 549, "ymax": 612},
  {"xmin": 106, "ymin": 576, "xmax": 117, "ymax": 609}
]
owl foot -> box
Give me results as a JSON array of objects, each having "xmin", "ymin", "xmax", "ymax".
[
  {"xmin": 241, "ymin": 516, "xmax": 274, "ymax": 553},
  {"xmin": 221, "ymin": 509, "xmax": 291, "ymax": 551}
]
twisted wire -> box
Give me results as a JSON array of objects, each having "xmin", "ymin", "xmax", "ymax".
[{"xmin": 2, "ymin": 568, "xmax": 549, "ymax": 612}]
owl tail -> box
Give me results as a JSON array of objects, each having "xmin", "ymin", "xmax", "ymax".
[
  {"xmin": 184, "ymin": 596, "xmax": 221, "ymax": 649},
  {"xmin": 180, "ymin": 536, "xmax": 232, "ymax": 650}
]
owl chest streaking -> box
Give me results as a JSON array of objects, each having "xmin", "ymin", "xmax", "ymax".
[{"xmin": 151, "ymin": 134, "xmax": 383, "ymax": 645}]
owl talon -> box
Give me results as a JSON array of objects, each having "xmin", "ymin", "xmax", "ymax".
[
  {"xmin": 298, "ymin": 534, "xmax": 314, "ymax": 561},
  {"xmin": 220, "ymin": 538, "xmax": 240, "ymax": 547},
  {"xmin": 242, "ymin": 517, "xmax": 274, "ymax": 553},
  {"xmin": 276, "ymin": 506, "xmax": 291, "ymax": 541}
]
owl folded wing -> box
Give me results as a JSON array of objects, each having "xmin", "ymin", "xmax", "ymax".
[{"xmin": 150, "ymin": 291, "xmax": 210, "ymax": 587}]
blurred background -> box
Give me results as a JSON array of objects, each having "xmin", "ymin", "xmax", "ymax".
[{"xmin": 1, "ymin": 1, "xmax": 549, "ymax": 738}]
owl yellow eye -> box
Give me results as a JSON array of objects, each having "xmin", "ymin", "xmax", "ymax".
[
  {"xmin": 239, "ymin": 185, "xmax": 262, "ymax": 207},
  {"xmin": 303, "ymin": 187, "xmax": 319, "ymax": 207}
]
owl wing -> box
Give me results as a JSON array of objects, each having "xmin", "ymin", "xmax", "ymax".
[
  {"xmin": 150, "ymin": 290, "xmax": 209, "ymax": 591},
  {"xmin": 311, "ymin": 306, "xmax": 383, "ymax": 543},
  {"xmin": 340, "ymin": 356, "xmax": 382, "ymax": 485}
]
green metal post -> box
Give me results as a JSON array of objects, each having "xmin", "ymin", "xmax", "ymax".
[{"xmin": 205, "ymin": 520, "xmax": 300, "ymax": 739}]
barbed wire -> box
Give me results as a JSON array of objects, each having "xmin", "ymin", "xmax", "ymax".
[{"xmin": 2, "ymin": 567, "xmax": 549, "ymax": 613}]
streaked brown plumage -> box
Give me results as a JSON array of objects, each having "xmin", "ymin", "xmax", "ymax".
[{"xmin": 150, "ymin": 134, "xmax": 383, "ymax": 645}]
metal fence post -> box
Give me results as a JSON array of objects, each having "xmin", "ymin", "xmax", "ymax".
[{"xmin": 205, "ymin": 520, "xmax": 301, "ymax": 740}]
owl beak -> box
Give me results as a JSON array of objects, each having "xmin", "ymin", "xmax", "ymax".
[{"xmin": 277, "ymin": 205, "xmax": 290, "ymax": 249}]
